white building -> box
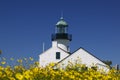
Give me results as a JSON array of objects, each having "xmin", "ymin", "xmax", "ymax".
[{"xmin": 39, "ymin": 17, "xmax": 109, "ymax": 71}]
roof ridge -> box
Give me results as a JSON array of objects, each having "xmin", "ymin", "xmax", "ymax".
[
  {"xmin": 53, "ymin": 47, "xmax": 108, "ymax": 67},
  {"xmin": 57, "ymin": 46, "xmax": 71, "ymax": 54}
]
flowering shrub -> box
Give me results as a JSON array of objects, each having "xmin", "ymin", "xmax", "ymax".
[{"xmin": 0, "ymin": 57, "xmax": 120, "ymax": 80}]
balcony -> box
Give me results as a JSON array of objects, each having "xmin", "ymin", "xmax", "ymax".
[{"xmin": 52, "ymin": 33, "xmax": 72, "ymax": 41}]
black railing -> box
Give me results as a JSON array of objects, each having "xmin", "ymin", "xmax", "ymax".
[{"xmin": 51, "ymin": 33, "xmax": 72, "ymax": 41}]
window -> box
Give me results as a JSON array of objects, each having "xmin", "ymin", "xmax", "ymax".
[{"xmin": 56, "ymin": 52, "xmax": 60, "ymax": 59}]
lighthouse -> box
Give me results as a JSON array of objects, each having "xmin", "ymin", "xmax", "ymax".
[
  {"xmin": 52, "ymin": 17, "xmax": 72, "ymax": 52},
  {"xmin": 39, "ymin": 17, "xmax": 109, "ymax": 72},
  {"xmin": 39, "ymin": 17, "xmax": 71, "ymax": 67}
]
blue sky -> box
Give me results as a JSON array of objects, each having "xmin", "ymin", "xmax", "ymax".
[{"xmin": 0, "ymin": 0, "xmax": 120, "ymax": 65}]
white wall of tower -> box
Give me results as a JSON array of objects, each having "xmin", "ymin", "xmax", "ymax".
[{"xmin": 52, "ymin": 40, "xmax": 70, "ymax": 52}]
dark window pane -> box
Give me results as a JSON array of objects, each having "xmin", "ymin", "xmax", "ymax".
[{"xmin": 56, "ymin": 52, "xmax": 60, "ymax": 59}]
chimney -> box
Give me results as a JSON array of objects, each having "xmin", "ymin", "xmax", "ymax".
[{"xmin": 52, "ymin": 41, "xmax": 58, "ymax": 47}]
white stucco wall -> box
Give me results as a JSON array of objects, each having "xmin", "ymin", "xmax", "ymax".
[
  {"xmin": 39, "ymin": 47, "xmax": 69, "ymax": 67},
  {"xmin": 55, "ymin": 48, "xmax": 109, "ymax": 71},
  {"xmin": 56, "ymin": 40, "xmax": 70, "ymax": 51}
]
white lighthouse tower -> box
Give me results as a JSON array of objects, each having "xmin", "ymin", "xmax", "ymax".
[
  {"xmin": 52, "ymin": 17, "xmax": 72, "ymax": 52},
  {"xmin": 39, "ymin": 17, "xmax": 72, "ymax": 67}
]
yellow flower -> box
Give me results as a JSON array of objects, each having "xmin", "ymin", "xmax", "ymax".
[
  {"xmin": 29, "ymin": 57, "xmax": 33, "ymax": 61},
  {"xmin": 23, "ymin": 70, "xmax": 32, "ymax": 79},
  {"xmin": 8, "ymin": 77, "xmax": 15, "ymax": 80},
  {"xmin": 64, "ymin": 72, "xmax": 69, "ymax": 76},
  {"xmin": 17, "ymin": 59, "xmax": 22, "ymax": 63},
  {"xmin": 15, "ymin": 73, "xmax": 24, "ymax": 80},
  {"xmin": 1, "ymin": 61, "xmax": 6, "ymax": 65},
  {"xmin": 33, "ymin": 67, "xmax": 39, "ymax": 73},
  {"xmin": 34, "ymin": 61, "xmax": 39, "ymax": 66},
  {"xmin": 0, "ymin": 72, "xmax": 2, "ymax": 77},
  {"xmin": 10, "ymin": 58, "xmax": 14, "ymax": 61},
  {"xmin": 69, "ymin": 75, "xmax": 75, "ymax": 79}
]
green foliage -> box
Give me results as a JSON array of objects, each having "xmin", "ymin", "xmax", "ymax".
[{"xmin": 103, "ymin": 60, "xmax": 112, "ymax": 66}]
